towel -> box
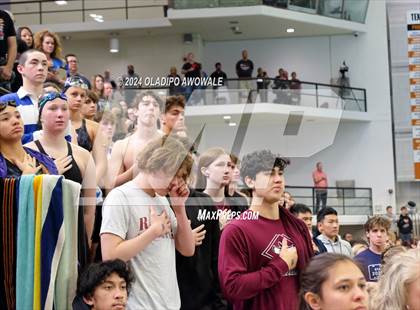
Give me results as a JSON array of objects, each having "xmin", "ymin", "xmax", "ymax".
[
  {"xmin": 55, "ymin": 179, "xmax": 81, "ymax": 310},
  {"xmin": 16, "ymin": 175, "xmax": 35, "ymax": 310}
]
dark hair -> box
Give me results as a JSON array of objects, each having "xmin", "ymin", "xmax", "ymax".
[
  {"xmin": 134, "ymin": 91, "xmax": 164, "ymax": 111},
  {"xmin": 386, "ymin": 205, "xmax": 392, "ymax": 210},
  {"xmin": 16, "ymin": 38, "xmax": 29, "ymax": 55},
  {"xmin": 65, "ymin": 53, "xmax": 77, "ymax": 62},
  {"xmin": 240, "ymin": 150, "xmax": 289, "ymax": 180},
  {"xmin": 77, "ymin": 259, "xmax": 134, "ymax": 298},
  {"xmin": 299, "ymin": 253, "xmax": 364, "ymax": 310},
  {"xmin": 316, "ymin": 207, "xmax": 337, "ymax": 223},
  {"xmin": 164, "ymin": 95, "xmax": 185, "ymax": 113},
  {"xmin": 290, "ymin": 203, "xmax": 312, "ymax": 216},
  {"xmin": 18, "ymin": 49, "xmax": 43, "ymax": 65},
  {"xmin": 17, "ymin": 26, "xmax": 34, "ymax": 48},
  {"xmin": 215, "ymin": 62, "xmax": 221, "ymax": 67},
  {"xmin": 400, "ymin": 206, "xmax": 407, "ymax": 211}
]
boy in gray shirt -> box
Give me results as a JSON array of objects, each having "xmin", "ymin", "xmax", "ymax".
[
  {"xmin": 316, "ymin": 207, "xmax": 352, "ymax": 256},
  {"xmin": 101, "ymin": 136, "xmax": 195, "ymax": 309}
]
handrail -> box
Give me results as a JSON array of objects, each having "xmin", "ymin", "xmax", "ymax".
[
  {"xmin": 7, "ymin": 0, "xmax": 167, "ymax": 22},
  {"xmin": 284, "ymin": 185, "xmax": 373, "ymax": 215},
  {"xmin": 133, "ymin": 77, "xmax": 367, "ymax": 111},
  {"xmin": 286, "ymin": 185, "xmax": 372, "ymax": 190}
]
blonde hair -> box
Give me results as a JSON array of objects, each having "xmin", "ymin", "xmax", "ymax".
[
  {"xmin": 370, "ymin": 249, "xmax": 420, "ymax": 310},
  {"xmin": 352, "ymin": 243, "xmax": 368, "ymax": 256},
  {"xmin": 34, "ymin": 30, "xmax": 63, "ymax": 60},
  {"xmin": 195, "ymin": 147, "xmax": 227, "ymax": 190},
  {"xmin": 136, "ymin": 136, "xmax": 192, "ymax": 181}
]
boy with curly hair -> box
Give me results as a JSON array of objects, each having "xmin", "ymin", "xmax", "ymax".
[{"xmin": 218, "ymin": 150, "xmax": 314, "ymax": 310}]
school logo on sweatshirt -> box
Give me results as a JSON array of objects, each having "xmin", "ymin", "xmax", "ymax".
[
  {"xmin": 261, "ymin": 234, "xmax": 297, "ymax": 276},
  {"xmin": 261, "ymin": 234, "xmax": 294, "ymax": 259}
]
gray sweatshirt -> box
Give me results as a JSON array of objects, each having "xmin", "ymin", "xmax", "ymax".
[{"xmin": 316, "ymin": 234, "xmax": 353, "ymax": 257}]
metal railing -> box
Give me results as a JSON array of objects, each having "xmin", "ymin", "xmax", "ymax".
[
  {"xmin": 285, "ymin": 185, "xmax": 373, "ymax": 215},
  {"xmin": 135, "ymin": 77, "xmax": 367, "ymax": 112},
  {"xmin": 1, "ymin": 0, "xmax": 168, "ymax": 25},
  {"xmin": 170, "ymin": 0, "xmax": 369, "ymax": 24}
]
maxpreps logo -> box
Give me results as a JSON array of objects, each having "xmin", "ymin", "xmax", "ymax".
[{"xmin": 196, "ymin": 209, "xmax": 259, "ymax": 221}]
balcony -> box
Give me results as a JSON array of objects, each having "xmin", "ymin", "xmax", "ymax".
[
  {"xmin": 285, "ymin": 185, "xmax": 373, "ymax": 216},
  {"xmin": 138, "ymin": 78, "xmax": 367, "ymax": 113},
  {"xmin": 170, "ymin": 0, "xmax": 369, "ymax": 24}
]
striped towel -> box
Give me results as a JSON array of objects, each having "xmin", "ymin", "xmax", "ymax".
[
  {"xmin": 0, "ymin": 178, "xmax": 18, "ymax": 310},
  {"xmin": 41, "ymin": 175, "xmax": 65, "ymax": 310},
  {"xmin": 16, "ymin": 175, "xmax": 35, "ymax": 310}
]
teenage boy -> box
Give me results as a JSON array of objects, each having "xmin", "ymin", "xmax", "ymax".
[
  {"xmin": 101, "ymin": 136, "xmax": 195, "ymax": 309},
  {"xmin": 159, "ymin": 95, "xmax": 187, "ymax": 137},
  {"xmin": 354, "ymin": 216, "xmax": 390, "ymax": 282},
  {"xmin": 107, "ymin": 91, "xmax": 162, "ymax": 188},
  {"xmin": 289, "ymin": 203, "xmax": 327, "ymax": 255},
  {"xmin": 316, "ymin": 207, "xmax": 352, "ymax": 256},
  {"xmin": 74, "ymin": 259, "xmax": 133, "ymax": 310},
  {"xmin": 218, "ymin": 150, "xmax": 314, "ymax": 310},
  {"xmin": 398, "ymin": 206, "xmax": 413, "ymax": 243},
  {"xmin": 0, "ymin": 49, "xmax": 47, "ymax": 143}
]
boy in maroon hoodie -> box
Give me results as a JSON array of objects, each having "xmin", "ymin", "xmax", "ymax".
[{"xmin": 218, "ymin": 150, "xmax": 314, "ymax": 310}]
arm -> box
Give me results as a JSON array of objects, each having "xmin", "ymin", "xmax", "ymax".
[
  {"xmin": 91, "ymin": 125, "xmax": 108, "ymax": 187},
  {"xmin": 105, "ymin": 140, "xmax": 125, "ymax": 190},
  {"xmin": 170, "ymin": 179, "xmax": 195, "ymax": 257},
  {"xmin": 2, "ymin": 36, "xmax": 16, "ymax": 78},
  {"xmin": 81, "ymin": 154, "xmax": 97, "ymax": 248},
  {"xmin": 101, "ymin": 228, "xmax": 159, "ymax": 262},
  {"xmin": 101, "ymin": 204, "xmax": 171, "ymax": 261},
  {"xmin": 218, "ymin": 225, "xmax": 290, "ymax": 301}
]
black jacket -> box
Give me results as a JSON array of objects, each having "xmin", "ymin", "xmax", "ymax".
[
  {"xmin": 176, "ymin": 189, "xmax": 227, "ymax": 310},
  {"xmin": 397, "ymin": 215, "xmax": 413, "ymax": 234}
]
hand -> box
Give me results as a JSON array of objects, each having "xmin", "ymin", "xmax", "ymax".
[
  {"xmin": 192, "ymin": 224, "xmax": 206, "ymax": 246},
  {"xmin": 149, "ymin": 206, "xmax": 171, "ymax": 238},
  {"xmin": 0, "ymin": 66, "xmax": 12, "ymax": 81},
  {"xmin": 47, "ymin": 71, "xmax": 58, "ymax": 81},
  {"xmin": 13, "ymin": 154, "xmax": 42, "ymax": 175},
  {"xmin": 219, "ymin": 209, "xmax": 231, "ymax": 230},
  {"xmin": 279, "ymin": 238, "xmax": 298, "ymax": 270},
  {"xmin": 168, "ymin": 178, "xmax": 190, "ymax": 208},
  {"xmin": 54, "ymin": 155, "xmax": 73, "ymax": 175}
]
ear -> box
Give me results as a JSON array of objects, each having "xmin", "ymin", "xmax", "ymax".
[
  {"xmin": 304, "ymin": 292, "xmax": 322, "ymax": 310},
  {"xmin": 317, "ymin": 222, "xmax": 323, "ymax": 232},
  {"xmin": 200, "ymin": 167, "xmax": 209, "ymax": 177},
  {"xmin": 82, "ymin": 296, "xmax": 94, "ymax": 306},
  {"xmin": 17, "ymin": 64, "xmax": 24, "ymax": 75},
  {"xmin": 244, "ymin": 176, "xmax": 255, "ymax": 189}
]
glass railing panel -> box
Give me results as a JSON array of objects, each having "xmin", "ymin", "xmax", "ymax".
[
  {"xmin": 318, "ymin": 0, "xmax": 344, "ymax": 19},
  {"xmin": 287, "ymin": 0, "xmax": 317, "ymax": 14},
  {"xmin": 342, "ymin": 0, "xmax": 369, "ymax": 23}
]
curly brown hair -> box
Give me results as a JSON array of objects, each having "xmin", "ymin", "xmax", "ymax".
[{"xmin": 33, "ymin": 30, "xmax": 63, "ymax": 60}]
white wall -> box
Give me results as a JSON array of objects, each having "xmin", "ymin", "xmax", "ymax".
[
  {"xmin": 203, "ymin": 36, "xmax": 332, "ymax": 84},
  {"xmin": 62, "ymin": 34, "xmax": 199, "ymax": 82}
]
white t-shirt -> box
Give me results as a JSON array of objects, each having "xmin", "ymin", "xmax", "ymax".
[{"xmin": 100, "ymin": 181, "xmax": 180, "ymax": 310}]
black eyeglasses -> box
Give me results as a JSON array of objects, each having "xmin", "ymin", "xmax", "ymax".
[{"xmin": 0, "ymin": 100, "xmax": 17, "ymax": 111}]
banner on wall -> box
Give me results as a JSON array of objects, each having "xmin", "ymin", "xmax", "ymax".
[{"xmin": 407, "ymin": 10, "xmax": 420, "ymax": 180}]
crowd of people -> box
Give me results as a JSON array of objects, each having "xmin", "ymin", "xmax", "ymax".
[{"xmin": 0, "ymin": 14, "xmax": 419, "ymax": 310}]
